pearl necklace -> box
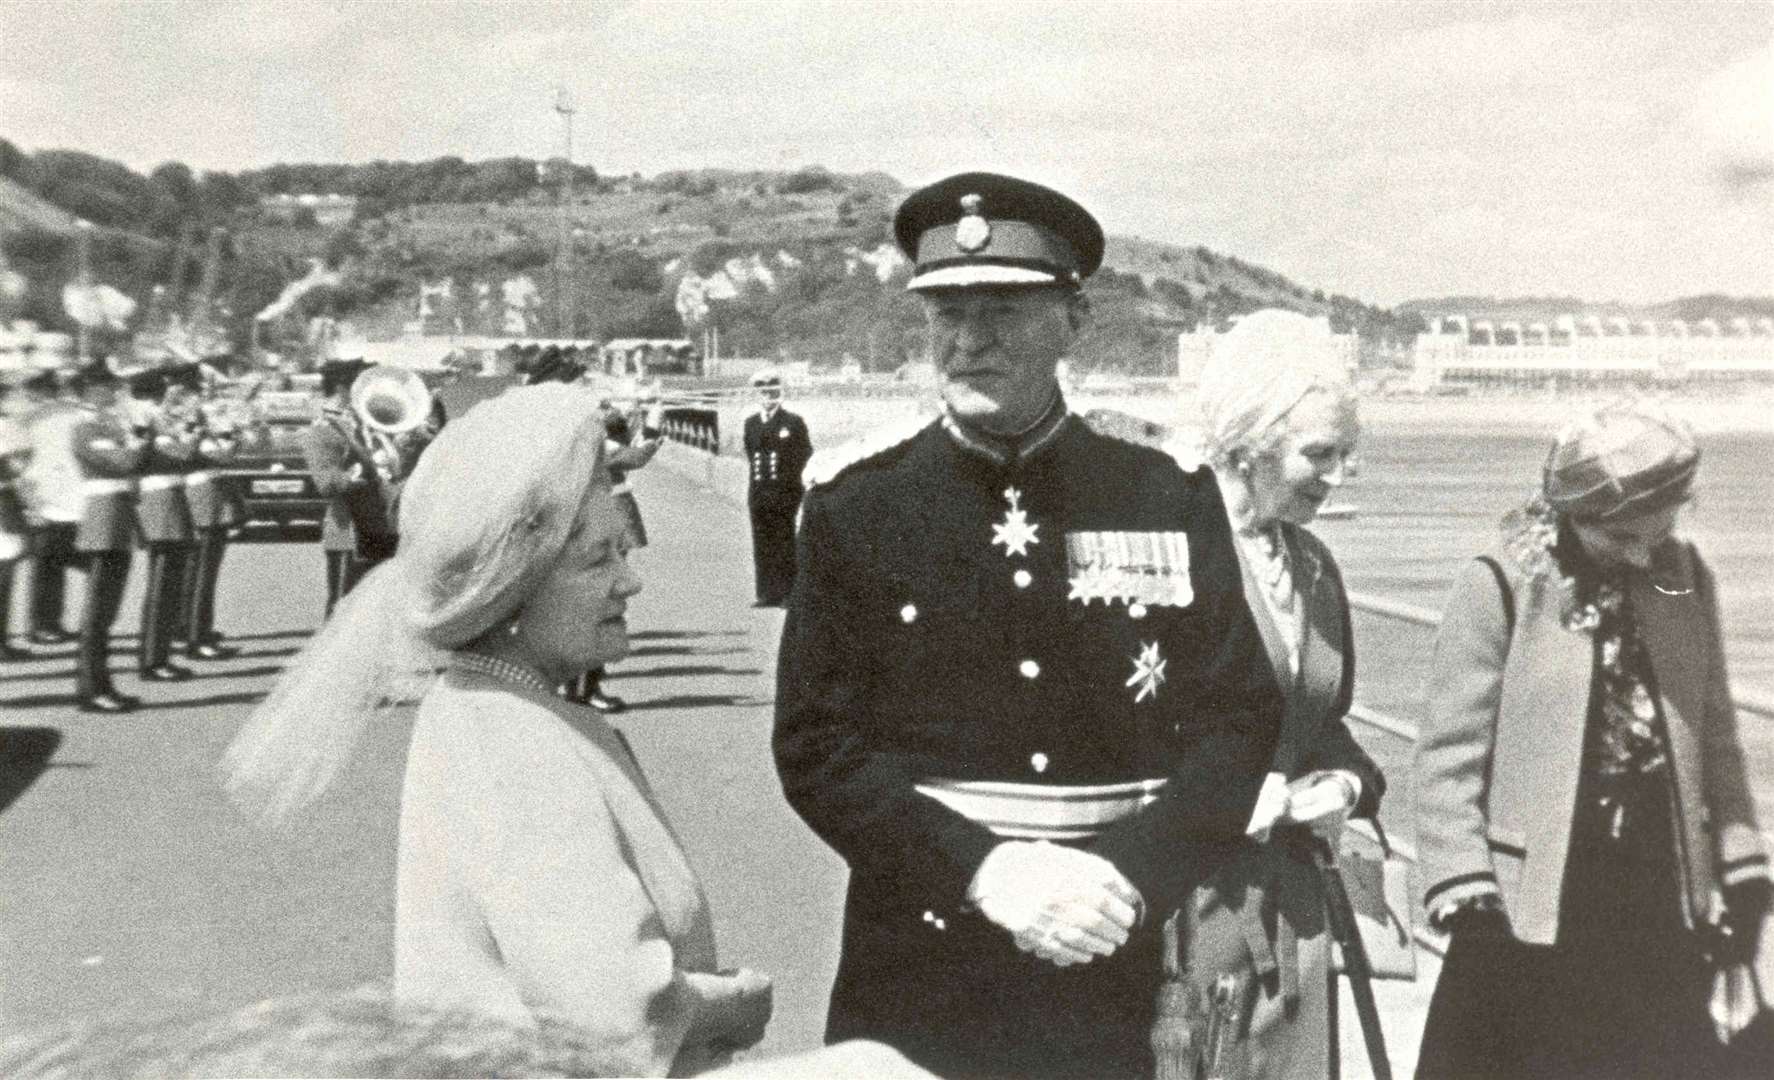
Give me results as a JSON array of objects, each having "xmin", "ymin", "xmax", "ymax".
[{"xmin": 451, "ymin": 652, "xmax": 554, "ymax": 696}]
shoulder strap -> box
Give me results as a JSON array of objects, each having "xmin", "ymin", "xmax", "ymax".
[{"xmin": 1474, "ymin": 555, "xmax": 1515, "ymax": 637}]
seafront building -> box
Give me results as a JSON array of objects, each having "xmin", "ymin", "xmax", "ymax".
[{"xmin": 1409, "ymin": 314, "xmax": 1774, "ymax": 389}]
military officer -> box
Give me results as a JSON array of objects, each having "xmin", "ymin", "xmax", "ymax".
[
  {"xmin": 773, "ymin": 173, "xmax": 1285, "ymax": 1079},
  {"xmin": 68, "ymin": 358, "xmax": 147, "ymax": 712},
  {"xmin": 130, "ymin": 366, "xmax": 199, "ymax": 682},
  {"xmin": 303, "ymin": 358, "xmax": 376, "ymax": 616},
  {"xmin": 178, "ymin": 367, "xmax": 244, "ymax": 660},
  {"xmin": 742, "ymin": 369, "xmax": 812, "ymax": 607}
]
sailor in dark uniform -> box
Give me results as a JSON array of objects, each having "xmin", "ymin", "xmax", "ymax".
[
  {"xmin": 130, "ymin": 366, "xmax": 198, "ymax": 682},
  {"xmin": 742, "ymin": 369, "xmax": 811, "ymax": 607},
  {"xmin": 773, "ymin": 173, "xmax": 1285, "ymax": 1079},
  {"xmin": 68, "ymin": 359, "xmax": 147, "ymax": 713}
]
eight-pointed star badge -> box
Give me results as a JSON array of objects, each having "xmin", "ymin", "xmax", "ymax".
[
  {"xmin": 991, "ymin": 487, "xmax": 1039, "ymax": 557},
  {"xmin": 1126, "ymin": 641, "xmax": 1167, "ymax": 703}
]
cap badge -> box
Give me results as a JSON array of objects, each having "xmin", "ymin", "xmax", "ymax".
[{"xmin": 954, "ymin": 193, "xmax": 991, "ymax": 253}]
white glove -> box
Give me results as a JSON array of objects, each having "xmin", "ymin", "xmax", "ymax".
[
  {"xmin": 968, "ymin": 841, "xmax": 1143, "ymax": 967},
  {"xmin": 1244, "ymin": 771, "xmax": 1291, "ymax": 842},
  {"xmin": 645, "ymin": 402, "xmax": 666, "ymax": 431},
  {"xmin": 1280, "ymin": 771, "xmax": 1360, "ymax": 841}
]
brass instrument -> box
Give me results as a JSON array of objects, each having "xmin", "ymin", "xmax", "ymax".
[{"xmin": 343, "ymin": 365, "xmax": 434, "ymax": 563}]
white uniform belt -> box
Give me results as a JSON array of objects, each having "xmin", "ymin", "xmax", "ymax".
[
  {"xmin": 610, "ymin": 481, "xmax": 633, "ymax": 495},
  {"xmin": 184, "ymin": 470, "xmax": 216, "ymax": 486},
  {"xmin": 914, "ymin": 777, "xmax": 1170, "ymax": 841},
  {"xmin": 81, "ymin": 478, "xmax": 134, "ymax": 496},
  {"xmin": 139, "ymin": 474, "xmax": 185, "ymax": 491}
]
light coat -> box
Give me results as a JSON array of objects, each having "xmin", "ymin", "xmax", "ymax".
[{"xmin": 1415, "ymin": 541, "xmax": 1767, "ymax": 944}]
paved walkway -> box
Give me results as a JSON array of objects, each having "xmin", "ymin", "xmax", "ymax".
[{"xmin": 1, "ymin": 453, "xmax": 1437, "ymax": 1076}]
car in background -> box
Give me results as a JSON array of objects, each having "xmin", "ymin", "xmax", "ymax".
[{"xmin": 225, "ymin": 387, "xmax": 326, "ymax": 540}]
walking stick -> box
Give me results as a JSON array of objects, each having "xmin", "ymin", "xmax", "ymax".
[{"xmin": 1312, "ymin": 836, "xmax": 1392, "ymax": 1080}]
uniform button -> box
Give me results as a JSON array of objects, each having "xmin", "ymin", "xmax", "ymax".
[
  {"xmin": 1129, "ymin": 603, "xmax": 1148, "ymax": 619},
  {"xmin": 1031, "ymin": 752, "xmax": 1049, "ymax": 773},
  {"xmin": 1019, "ymin": 659, "xmax": 1040, "ymax": 679},
  {"xmin": 900, "ymin": 603, "xmax": 918, "ymax": 624},
  {"xmin": 1013, "ymin": 569, "xmax": 1032, "ymax": 589},
  {"xmin": 922, "ymin": 910, "xmax": 947, "ymax": 931}
]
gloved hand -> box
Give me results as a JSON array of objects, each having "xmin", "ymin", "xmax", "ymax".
[
  {"xmin": 1280, "ymin": 771, "xmax": 1360, "ymax": 841},
  {"xmin": 968, "ymin": 841, "xmax": 1143, "ymax": 967},
  {"xmin": 1244, "ymin": 772, "xmax": 1290, "ymax": 842},
  {"xmin": 1435, "ymin": 895, "xmax": 1509, "ymax": 939}
]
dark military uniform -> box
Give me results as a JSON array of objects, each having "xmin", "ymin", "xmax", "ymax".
[
  {"xmin": 743, "ymin": 404, "xmax": 811, "ymax": 605},
  {"xmin": 180, "ymin": 420, "xmax": 246, "ymax": 654},
  {"xmin": 134, "ymin": 402, "xmax": 201, "ymax": 676},
  {"xmin": 774, "ymin": 406, "xmax": 1284, "ymax": 1078},
  {"xmin": 70, "ymin": 404, "xmax": 144, "ymax": 703}
]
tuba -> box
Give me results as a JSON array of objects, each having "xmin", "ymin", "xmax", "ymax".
[{"xmin": 343, "ymin": 366, "xmax": 432, "ymax": 564}]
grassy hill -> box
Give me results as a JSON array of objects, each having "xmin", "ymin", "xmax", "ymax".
[{"xmin": 3, "ymin": 148, "xmax": 1408, "ymax": 372}]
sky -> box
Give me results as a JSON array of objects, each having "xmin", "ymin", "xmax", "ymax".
[{"xmin": 2, "ymin": 0, "xmax": 1770, "ymax": 306}]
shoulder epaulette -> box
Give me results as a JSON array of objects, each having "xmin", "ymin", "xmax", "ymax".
[
  {"xmin": 1078, "ymin": 406, "xmax": 1209, "ymax": 474},
  {"xmin": 802, "ymin": 413, "xmax": 931, "ymax": 488}
]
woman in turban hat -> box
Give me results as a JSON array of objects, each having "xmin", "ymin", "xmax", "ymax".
[
  {"xmin": 222, "ymin": 384, "xmax": 772, "ymax": 1075},
  {"xmin": 1414, "ymin": 401, "xmax": 1770, "ymax": 1077}
]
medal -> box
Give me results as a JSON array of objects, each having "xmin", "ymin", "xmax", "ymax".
[
  {"xmin": 1127, "ymin": 642, "xmax": 1167, "ymax": 703},
  {"xmin": 991, "ymin": 487, "xmax": 1039, "ymax": 557}
]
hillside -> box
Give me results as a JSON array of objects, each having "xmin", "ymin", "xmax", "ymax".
[{"xmin": 1, "ymin": 147, "xmax": 1412, "ymax": 372}]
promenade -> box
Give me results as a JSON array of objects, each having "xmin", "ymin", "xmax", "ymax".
[{"xmin": 0, "ymin": 448, "xmax": 1436, "ymax": 1078}]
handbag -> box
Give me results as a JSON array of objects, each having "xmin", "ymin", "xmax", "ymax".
[{"xmin": 1331, "ymin": 820, "xmax": 1417, "ymax": 981}]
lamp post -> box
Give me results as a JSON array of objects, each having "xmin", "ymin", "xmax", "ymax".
[{"xmin": 553, "ymin": 87, "xmax": 576, "ymax": 339}]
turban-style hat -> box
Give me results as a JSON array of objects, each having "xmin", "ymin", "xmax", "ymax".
[
  {"xmin": 397, "ymin": 383, "xmax": 606, "ymax": 649},
  {"xmin": 1543, "ymin": 402, "xmax": 1698, "ymax": 522},
  {"xmin": 222, "ymin": 382, "xmax": 609, "ymax": 825},
  {"xmin": 1195, "ymin": 309, "xmax": 1351, "ymax": 464}
]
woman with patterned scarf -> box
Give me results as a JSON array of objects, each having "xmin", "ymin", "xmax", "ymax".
[{"xmin": 1414, "ymin": 401, "xmax": 1771, "ymax": 1077}]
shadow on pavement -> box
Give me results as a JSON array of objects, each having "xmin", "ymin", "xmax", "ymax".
[
  {"xmin": 186, "ymin": 665, "xmax": 286, "ymax": 682},
  {"xmin": 627, "ymin": 645, "xmax": 751, "ymax": 659},
  {"xmin": 222, "ymin": 629, "xmax": 316, "ymax": 643},
  {"xmin": 0, "ymin": 727, "xmax": 62, "ymax": 814},
  {"xmin": 625, "ymin": 692, "xmax": 767, "ymax": 712},
  {"xmin": 0, "ymin": 693, "xmax": 74, "ymax": 710},
  {"xmin": 136, "ymin": 690, "xmax": 268, "ymax": 712},
  {"xmin": 609, "ymin": 664, "xmax": 762, "ymax": 680}
]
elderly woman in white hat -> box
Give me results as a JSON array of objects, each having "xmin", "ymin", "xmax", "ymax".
[
  {"xmin": 223, "ymin": 385, "xmax": 772, "ymax": 1076},
  {"xmin": 1414, "ymin": 401, "xmax": 1770, "ymax": 1078},
  {"xmin": 1159, "ymin": 309, "xmax": 1384, "ymax": 1078}
]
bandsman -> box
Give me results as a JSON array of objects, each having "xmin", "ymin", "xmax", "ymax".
[
  {"xmin": 742, "ymin": 369, "xmax": 812, "ymax": 607},
  {"xmin": 19, "ymin": 363, "xmax": 82, "ymax": 646},
  {"xmin": 68, "ymin": 358, "xmax": 146, "ymax": 713},
  {"xmin": 772, "ymin": 173, "xmax": 1284, "ymax": 1078},
  {"xmin": 0, "ymin": 377, "xmax": 31, "ymax": 659},
  {"xmin": 178, "ymin": 366, "xmax": 244, "ymax": 660},
  {"xmin": 303, "ymin": 358, "xmax": 375, "ymax": 616},
  {"xmin": 130, "ymin": 366, "xmax": 199, "ymax": 682}
]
